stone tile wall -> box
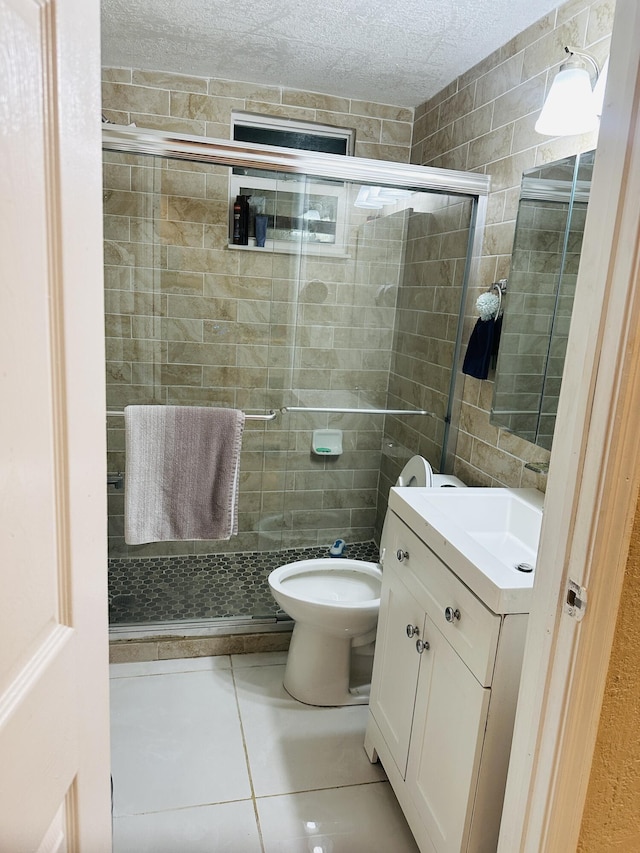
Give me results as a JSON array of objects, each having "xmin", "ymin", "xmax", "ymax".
[
  {"xmin": 102, "ymin": 69, "xmax": 413, "ymax": 162},
  {"xmin": 102, "ymin": 70, "xmax": 421, "ymax": 560},
  {"xmin": 411, "ymin": 0, "xmax": 614, "ymax": 488},
  {"xmin": 377, "ymin": 195, "xmax": 475, "ymax": 532},
  {"xmin": 103, "ymin": 151, "xmax": 412, "ymax": 558}
]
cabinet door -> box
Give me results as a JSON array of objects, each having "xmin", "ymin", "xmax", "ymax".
[
  {"xmin": 369, "ymin": 564, "xmax": 425, "ymax": 777},
  {"xmin": 407, "ymin": 617, "xmax": 490, "ymax": 853}
]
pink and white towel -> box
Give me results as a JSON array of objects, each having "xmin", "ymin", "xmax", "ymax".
[{"xmin": 124, "ymin": 405, "xmax": 245, "ymax": 544}]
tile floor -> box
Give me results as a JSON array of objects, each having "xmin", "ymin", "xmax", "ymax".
[{"xmin": 110, "ymin": 651, "xmax": 420, "ymax": 852}]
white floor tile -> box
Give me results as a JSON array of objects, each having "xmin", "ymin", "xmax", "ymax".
[
  {"xmin": 257, "ymin": 781, "xmax": 420, "ymax": 853},
  {"xmin": 110, "ymin": 668, "xmax": 251, "ymax": 816},
  {"xmin": 234, "ymin": 664, "xmax": 386, "ymax": 797},
  {"xmin": 110, "ymin": 656, "xmax": 231, "ymax": 679},
  {"xmin": 112, "ymin": 800, "xmax": 262, "ymax": 853}
]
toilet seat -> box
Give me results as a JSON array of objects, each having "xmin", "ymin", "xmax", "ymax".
[{"xmin": 396, "ymin": 455, "xmax": 433, "ymax": 487}]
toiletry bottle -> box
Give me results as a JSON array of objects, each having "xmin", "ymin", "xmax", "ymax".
[
  {"xmin": 232, "ymin": 196, "xmax": 242, "ymax": 244},
  {"xmin": 239, "ymin": 194, "xmax": 251, "ymax": 245}
]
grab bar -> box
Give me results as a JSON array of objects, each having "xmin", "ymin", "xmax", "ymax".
[
  {"xmin": 106, "ymin": 409, "xmax": 278, "ymax": 421},
  {"xmin": 281, "ymin": 406, "xmax": 433, "ymax": 416}
]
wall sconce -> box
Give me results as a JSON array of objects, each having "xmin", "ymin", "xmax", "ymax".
[{"xmin": 535, "ymin": 46, "xmax": 606, "ymax": 136}]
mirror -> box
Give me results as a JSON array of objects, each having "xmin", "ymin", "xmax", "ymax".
[{"xmin": 491, "ymin": 150, "xmax": 595, "ymax": 449}]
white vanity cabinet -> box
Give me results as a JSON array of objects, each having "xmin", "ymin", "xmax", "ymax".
[{"xmin": 365, "ymin": 509, "xmax": 529, "ymax": 853}]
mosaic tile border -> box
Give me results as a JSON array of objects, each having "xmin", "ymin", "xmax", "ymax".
[{"xmin": 109, "ymin": 540, "xmax": 380, "ymax": 624}]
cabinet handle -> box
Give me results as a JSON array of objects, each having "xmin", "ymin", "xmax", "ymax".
[
  {"xmin": 444, "ymin": 606, "xmax": 461, "ymax": 623},
  {"xmin": 406, "ymin": 624, "xmax": 420, "ymax": 638},
  {"xmin": 396, "ymin": 549, "xmax": 409, "ymax": 562},
  {"xmin": 416, "ymin": 638, "xmax": 430, "ymax": 654}
]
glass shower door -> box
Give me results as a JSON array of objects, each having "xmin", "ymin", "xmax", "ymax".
[
  {"xmin": 102, "ymin": 129, "xmax": 484, "ymax": 631},
  {"xmin": 104, "ymin": 152, "xmax": 292, "ymax": 625}
]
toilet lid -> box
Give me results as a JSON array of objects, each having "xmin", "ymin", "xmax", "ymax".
[{"xmin": 396, "ymin": 455, "xmax": 433, "ymax": 487}]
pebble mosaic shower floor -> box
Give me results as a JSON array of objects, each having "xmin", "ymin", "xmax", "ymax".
[{"xmin": 108, "ymin": 541, "xmax": 380, "ymax": 624}]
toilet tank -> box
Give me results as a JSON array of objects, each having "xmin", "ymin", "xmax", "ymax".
[{"xmin": 379, "ymin": 474, "xmax": 467, "ymax": 565}]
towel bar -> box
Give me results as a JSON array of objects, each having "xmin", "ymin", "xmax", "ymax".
[
  {"xmin": 281, "ymin": 406, "xmax": 432, "ymax": 416},
  {"xmin": 106, "ymin": 409, "xmax": 278, "ymax": 421}
]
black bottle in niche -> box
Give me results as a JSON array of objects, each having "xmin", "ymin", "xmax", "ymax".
[{"xmin": 232, "ymin": 194, "xmax": 251, "ymax": 245}]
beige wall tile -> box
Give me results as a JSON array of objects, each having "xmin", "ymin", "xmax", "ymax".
[
  {"xmin": 103, "ymin": 68, "xmax": 132, "ymax": 83},
  {"xmin": 354, "ymin": 142, "xmax": 410, "ymax": 162},
  {"xmin": 501, "ymin": 12, "xmax": 558, "ymax": 61},
  {"xmin": 408, "ymin": 0, "xmax": 614, "ymax": 488},
  {"xmin": 440, "ymin": 84, "xmax": 476, "ymax": 128},
  {"xmin": 243, "ymin": 100, "xmax": 317, "ymax": 121},
  {"xmin": 130, "ymin": 113, "xmax": 207, "ymax": 136},
  {"xmin": 380, "ymin": 120, "xmax": 412, "ymax": 147},
  {"xmin": 133, "ymin": 69, "xmax": 209, "ymax": 94},
  {"xmin": 204, "ymin": 121, "xmax": 232, "ymax": 139},
  {"xmin": 520, "ymin": 14, "xmax": 588, "ymax": 81},
  {"xmin": 475, "ymin": 53, "xmax": 525, "ymax": 108},
  {"xmin": 103, "ymin": 82, "xmax": 170, "ymax": 116},
  {"xmin": 350, "ymin": 101, "xmax": 413, "ymax": 122},
  {"xmin": 170, "ymin": 91, "xmax": 242, "ymax": 123},
  {"xmin": 315, "ymin": 110, "xmax": 382, "ymax": 142},
  {"xmin": 282, "ymin": 90, "xmax": 350, "ymax": 112},
  {"xmin": 492, "ymin": 75, "xmax": 546, "ymax": 128},
  {"xmin": 468, "ymin": 125, "xmax": 514, "ymax": 169},
  {"xmin": 207, "ymin": 79, "xmax": 281, "ymax": 103},
  {"xmin": 586, "ymin": 0, "xmax": 616, "ymax": 42},
  {"xmin": 452, "ymin": 103, "xmax": 494, "ymax": 147}
]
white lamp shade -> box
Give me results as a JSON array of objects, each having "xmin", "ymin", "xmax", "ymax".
[
  {"xmin": 535, "ymin": 65, "xmax": 599, "ymax": 136},
  {"xmin": 593, "ymin": 55, "xmax": 609, "ymax": 117}
]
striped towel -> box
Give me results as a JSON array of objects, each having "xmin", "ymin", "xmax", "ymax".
[{"xmin": 124, "ymin": 405, "xmax": 245, "ymax": 544}]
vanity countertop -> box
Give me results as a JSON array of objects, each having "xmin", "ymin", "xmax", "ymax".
[{"xmin": 387, "ymin": 487, "xmax": 544, "ymax": 615}]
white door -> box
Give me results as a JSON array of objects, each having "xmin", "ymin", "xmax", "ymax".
[{"xmin": 0, "ymin": 0, "xmax": 111, "ymax": 850}]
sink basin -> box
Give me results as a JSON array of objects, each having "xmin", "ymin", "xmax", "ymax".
[
  {"xmin": 388, "ymin": 487, "xmax": 544, "ymax": 613},
  {"xmin": 418, "ymin": 488, "xmax": 541, "ymax": 568}
]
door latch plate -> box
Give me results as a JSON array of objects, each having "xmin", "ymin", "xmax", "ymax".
[{"xmin": 565, "ymin": 578, "xmax": 587, "ymax": 621}]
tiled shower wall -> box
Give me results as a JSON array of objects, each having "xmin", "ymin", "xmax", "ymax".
[
  {"xmin": 412, "ymin": 0, "xmax": 614, "ymax": 487},
  {"xmin": 377, "ymin": 196, "xmax": 474, "ymax": 530},
  {"xmin": 101, "ymin": 70, "xmax": 413, "ymax": 162},
  {"xmin": 104, "ymin": 69, "xmax": 470, "ymax": 568},
  {"xmin": 103, "ymin": 153, "xmax": 410, "ymax": 559}
]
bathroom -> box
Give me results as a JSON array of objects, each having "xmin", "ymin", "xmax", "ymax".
[
  {"xmin": 101, "ymin": 15, "xmax": 587, "ymax": 644},
  {"xmin": 3, "ymin": 0, "xmax": 637, "ymax": 849},
  {"xmin": 100, "ymin": 0, "xmax": 621, "ymax": 849}
]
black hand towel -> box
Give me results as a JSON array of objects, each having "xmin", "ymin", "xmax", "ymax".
[{"xmin": 462, "ymin": 316, "xmax": 502, "ymax": 380}]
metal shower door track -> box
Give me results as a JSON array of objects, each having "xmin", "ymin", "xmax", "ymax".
[{"xmin": 102, "ymin": 124, "xmax": 490, "ymax": 197}]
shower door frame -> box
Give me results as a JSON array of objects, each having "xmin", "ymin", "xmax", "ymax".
[
  {"xmin": 102, "ymin": 124, "xmax": 490, "ymax": 198},
  {"xmin": 103, "ymin": 125, "xmax": 490, "ymax": 638},
  {"xmin": 103, "ymin": 122, "xmax": 490, "ymax": 474}
]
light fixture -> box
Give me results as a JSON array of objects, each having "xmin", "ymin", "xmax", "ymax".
[
  {"xmin": 535, "ymin": 46, "xmax": 602, "ymax": 137},
  {"xmin": 354, "ymin": 186, "xmax": 385, "ymax": 209},
  {"xmin": 354, "ymin": 185, "xmax": 413, "ymax": 209}
]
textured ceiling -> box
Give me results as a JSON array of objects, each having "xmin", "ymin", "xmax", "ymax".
[{"xmin": 101, "ymin": 0, "xmax": 562, "ymax": 108}]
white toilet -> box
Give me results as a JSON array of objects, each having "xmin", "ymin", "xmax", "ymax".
[
  {"xmin": 268, "ymin": 558, "xmax": 382, "ymax": 706},
  {"xmin": 267, "ymin": 455, "xmax": 465, "ymax": 706}
]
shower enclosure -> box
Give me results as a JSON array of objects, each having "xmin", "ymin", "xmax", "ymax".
[{"xmin": 103, "ymin": 126, "xmax": 488, "ymax": 633}]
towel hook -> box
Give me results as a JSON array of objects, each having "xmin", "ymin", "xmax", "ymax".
[{"xmin": 491, "ymin": 279, "xmax": 508, "ymax": 321}]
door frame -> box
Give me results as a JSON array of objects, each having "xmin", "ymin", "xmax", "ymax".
[{"xmin": 498, "ymin": 0, "xmax": 640, "ymax": 849}]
